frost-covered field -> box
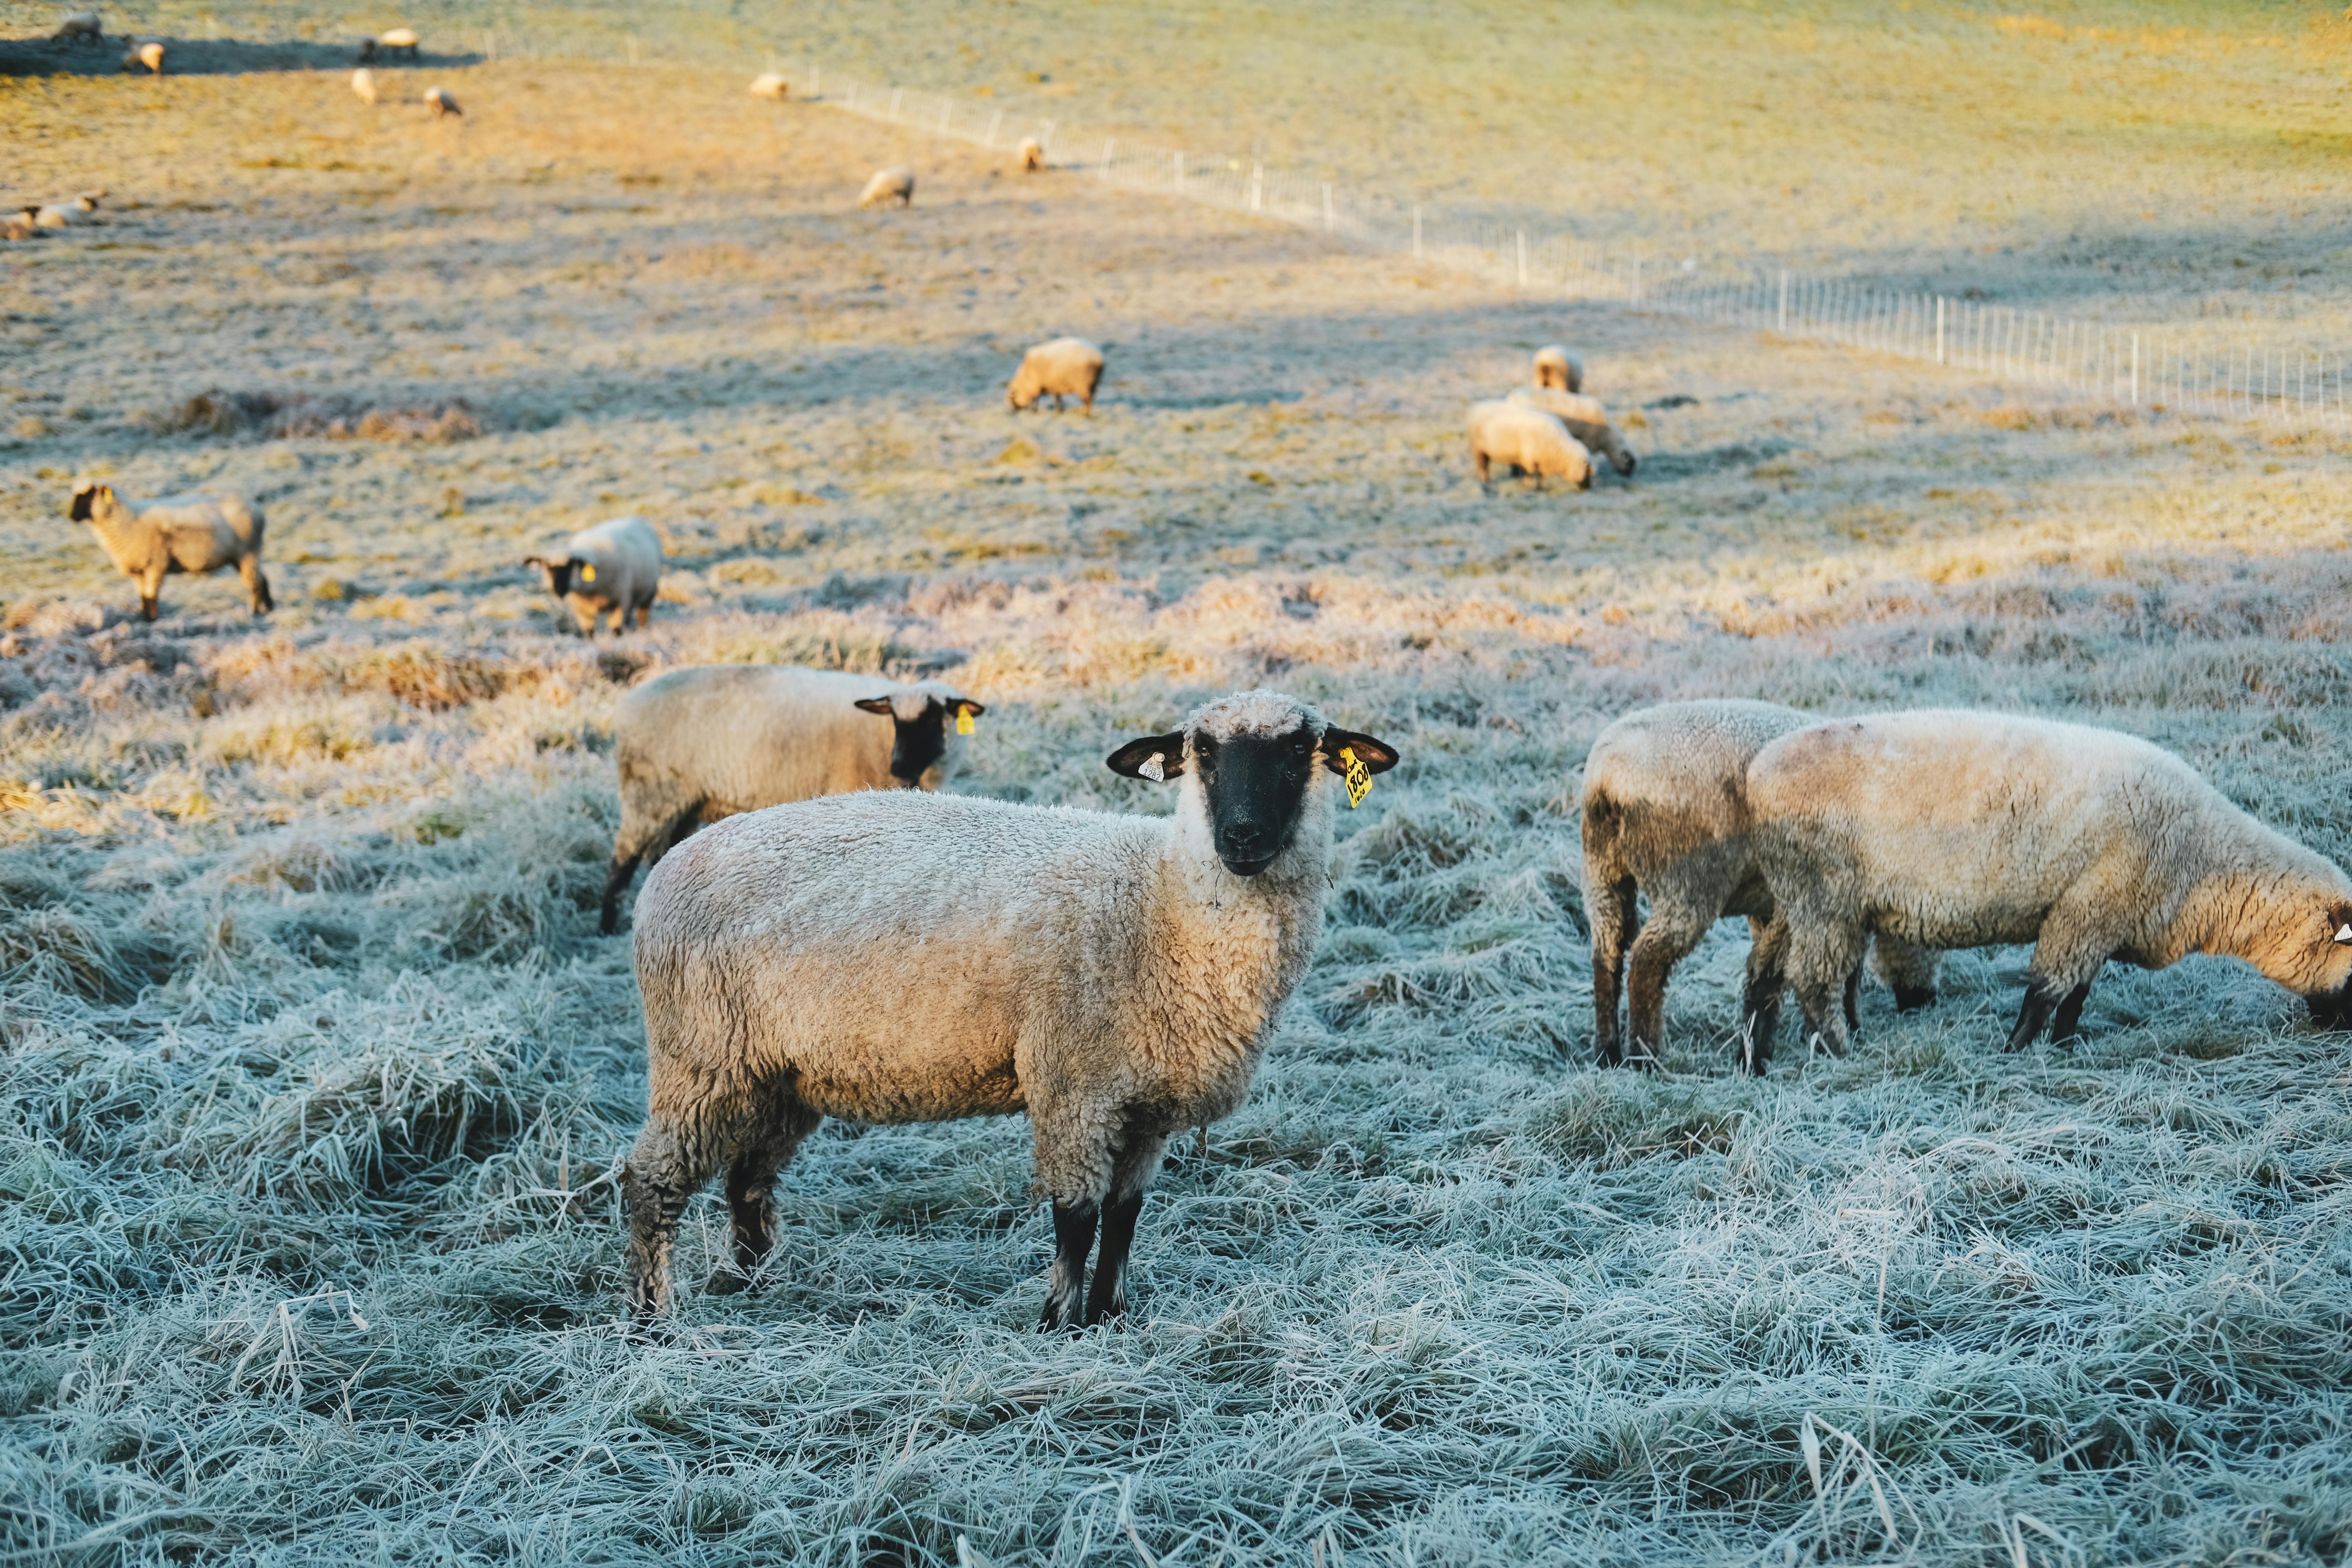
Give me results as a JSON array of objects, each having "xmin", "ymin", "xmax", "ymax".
[{"xmin": 6, "ymin": 29, "xmax": 2352, "ymax": 1568}]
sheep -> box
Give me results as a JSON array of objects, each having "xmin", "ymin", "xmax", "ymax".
[
  {"xmin": 1746, "ymin": 710, "xmax": 2352, "ymax": 1058},
  {"xmin": 120, "ymin": 36, "xmax": 163, "ymax": 73},
  {"xmin": 424, "ymin": 85, "xmax": 459, "ymax": 117},
  {"xmin": 2, "ymin": 212, "xmax": 38, "ymax": 243},
  {"xmin": 1467, "ymin": 399, "xmax": 1592, "ymax": 491},
  {"xmin": 857, "ymin": 167, "xmax": 916, "ymax": 208},
  {"xmin": 53, "ymin": 11, "xmax": 102, "ymax": 45},
  {"xmin": 1532, "ymin": 345, "xmax": 1583, "ymax": 393},
  {"xmin": 748, "ymin": 71, "xmax": 788, "ymax": 99},
  {"xmin": 1582, "ymin": 699, "xmax": 1939, "ymax": 1073},
  {"xmin": 620, "ymin": 689, "xmax": 1401, "ymax": 1324},
  {"xmin": 1007, "ymin": 336, "xmax": 1106, "ymax": 414},
  {"xmin": 357, "ymin": 27, "xmax": 418, "ymax": 63},
  {"xmin": 31, "ymin": 204, "xmax": 86, "ymax": 230},
  {"xmin": 522, "ymin": 515, "xmax": 661, "ymax": 638},
  {"xmin": 1017, "ymin": 136, "xmax": 1045, "ymax": 172},
  {"xmin": 68, "ymin": 480, "xmax": 271, "ymax": 621},
  {"xmin": 600, "ymin": 665, "xmax": 987, "ymax": 936},
  {"xmin": 1508, "ymin": 386, "xmax": 1637, "ymax": 478},
  {"xmin": 351, "ymin": 68, "xmax": 377, "ymax": 104}
]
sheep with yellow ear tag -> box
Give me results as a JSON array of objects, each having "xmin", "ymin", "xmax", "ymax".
[{"xmin": 522, "ymin": 515, "xmax": 661, "ymax": 637}]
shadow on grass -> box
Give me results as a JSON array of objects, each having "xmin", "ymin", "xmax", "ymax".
[{"xmin": 0, "ymin": 33, "xmax": 483, "ymax": 77}]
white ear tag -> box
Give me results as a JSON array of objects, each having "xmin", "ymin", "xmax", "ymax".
[
  {"xmin": 1138, "ymin": 752, "xmax": 1165, "ymax": 782},
  {"xmin": 2334, "ymin": 923, "xmax": 2352, "ymax": 945}
]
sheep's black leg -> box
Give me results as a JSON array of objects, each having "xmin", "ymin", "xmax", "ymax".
[
  {"xmin": 1740, "ymin": 914, "xmax": 1788, "ymax": 1076},
  {"xmin": 710, "ymin": 1104, "xmax": 819, "ymax": 1296},
  {"xmin": 139, "ymin": 594, "xmax": 158, "ymax": 622},
  {"xmin": 1040, "ymin": 1201, "xmax": 1096, "ymax": 1332},
  {"xmin": 1084, "ymin": 1190, "xmax": 1145, "ymax": 1327},
  {"xmin": 2050, "ymin": 979, "xmax": 2095, "ymax": 1046},
  {"xmin": 1589, "ymin": 876, "xmax": 1638, "ymax": 1068},
  {"xmin": 599, "ymin": 852, "xmax": 644, "ymax": 936},
  {"xmin": 623, "ymin": 1131, "xmax": 698, "ymax": 1322},
  {"xmin": 1842, "ymin": 968, "xmax": 1862, "ymax": 1035},
  {"xmin": 2006, "ymin": 980, "xmax": 2063, "ymax": 1051}
]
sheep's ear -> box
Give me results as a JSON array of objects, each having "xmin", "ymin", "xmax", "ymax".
[
  {"xmin": 949, "ymin": 697, "xmax": 987, "ymax": 717},
  {"xmin": 852, "ymin": 696, "xmax": 894, "ymax": 715},
  {"xmin": 1106, "ymin": 731, "xmax": 1187, "ymax": 782},
  {"xmin": 521, "ymin": 555, "xmax": 547, "ymax": 569},
  {"xmin": 1320, "ymin": 728, "xmax": 1399, "ymax": 776},
  {"xmin": 2331, "ymin": 905, "xmax": 2352, "ymax": 944}
]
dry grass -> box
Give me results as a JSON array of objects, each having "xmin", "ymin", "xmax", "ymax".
[{"xmin": 3, "ymin": 26, "xmax": 2352, "ymax": 1568}]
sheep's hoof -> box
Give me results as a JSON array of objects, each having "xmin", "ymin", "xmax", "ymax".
[{"xmin": 704, "ymin": 1267, "xmax": 754, "ymax": 1297}]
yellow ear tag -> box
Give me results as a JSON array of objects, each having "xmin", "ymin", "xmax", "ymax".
[
  {"xmin": 956, "ymin": 706, "xmax": 975, "ymax": 736},
  {"xmin": 1338, "ymin": 746, "xmax": 1372, "ymax": 809},
  {"xmin": 579, "ymin": 564, "xmax": 595, "ymax": 584}
]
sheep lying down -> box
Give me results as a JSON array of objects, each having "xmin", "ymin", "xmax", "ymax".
[
  {"xmin": 1749, "ymin": 710, "xmax": 2352, "ymax": 1055},
  {"xmin": 622, "ymin": 689, "xmax": 1400, "ymax": 1326}
]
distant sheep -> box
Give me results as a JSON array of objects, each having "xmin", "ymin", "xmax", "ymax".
[
  {"xmin": 424, "ymin": 85, "xmax": 459, "ymax": 117},
  {"xmin": 53, "ymin": 11, "xmax": 102, "ymax": 45},
  {"xmin": 31, "ymin": 204, "xmax": 86, "ymax": 230},
  {"xmin": 351, "ymin": 68, "xmax": 378, "ymax": 104},
  {"xmin": 1467, "ymin": 399, "xmax": 1591, "ymax": 490},
  {"xmin": 69, "ymin": 480, "xmax": 272, "ymax": 621},
  {"xmin": 523, "ymin": 515, "xmax": 661, "ymax": 637},
  {"xmin": 1582, "ymin": 699, "xmax": 1938, "ymax": 1073},
  {"xmin": 1748, "ymin": 710, "xmax": 2352, "ymax": 1056},
  {"xmin": 1532, "ymin": 345, "xmax": 1583, "ymax": 393},
  {"xmin": 858, "ymin": 167, "xmax": 915, "ymax": 208},
  {"xmin": 600, "ymin": 665, "xmax": 985, "ymax": 934},
  {"xmin": 357, "ymin": 27, "xmax": 418, "ymax": 63},
  {"xmin": 620, "ymin": 689, "xmax": 1400, "ymax": 1323},
  {"xmin": 1007, "ymin": 336, "xmax": 1105, "ymax": 414},
  {"xmin": 2, "ymin": 212, "xmax": 37, "ymax": 243},
  {"xmin": 1508, "ymin": 387, "xmax": 1636, "ymax": 478},
  {"xmin": 748, "ymin": 71, "xmax": 788, "ymax": 99},
  {"xmin": 1017, "ymin": 136, "xmax": 1045, "ymax": 172},
  {"xmin": 121, "ymin": 36, "xmax": 163, "ymax": 73}
]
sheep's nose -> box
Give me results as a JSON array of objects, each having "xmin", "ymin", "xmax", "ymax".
[{"xmin": 1221, "ymin": 821, "xmax": 1267, "ymax": 853}]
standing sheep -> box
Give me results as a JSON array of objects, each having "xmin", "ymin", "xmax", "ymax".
[
  {"xmin": 1582, "ymin": 699, "xmax": 1939, "ymax": 1072},
  {"xmin": 1508, "ymin": 387, "xmax": 1637, "ymax": 477},
  {"xmin": 599, "ymin": 665, "xmax": 987, "ymax": 935},
  {"xmin": 53, "ymin": 11, "xmax": 103, "ymax": 45},
  {"xmin": 424, "ymin": 86, "xmax": 460, "ymax": 117},
  {"xmin": 68, "ymin": 480, "xmax": 271, "ymax": 621},
  {"xmin": 357, "ymin": 27, "xmax": 418, "ymax": 63},
  {"xmin": 1007, "ymin": 336, "xmax": 1106, "ymax": 414},
  {"xmin": 1748, "ymin": 710, "xmax": 2352, "ymax": 1057},
  {"xmin": 858, "ymin": 167, "xmax": 915, "ymax": 208},
  {"xmin": 523, "ymin": 515, "xmax": 661, "ymax": 638},
  {"xmin": 121, "ymin": 36, "xmax": 164, "ymax": 73},
  {"xmin": 1467, "ymin": 399, "xmax": 1592, "ymax": 491},
  {"xmin": 1533, "ymin": 345, "xmax": 1583, "ymax": 393},
  {"xmin": 351, "ymin": 68, "xmax": 378, "ymax": 104},
  {"xmin": 1017, "ymin": 136, "xmax": 1045, "ymax": 172},
  {"xmin": 620, "ymin": 690, "xmax": 1400, "ymax": 1324}
]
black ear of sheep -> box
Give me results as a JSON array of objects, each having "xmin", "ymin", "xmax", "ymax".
[{"xmin": 1106, "ymin": 732, "xmax": 1187, "ymax": 781}]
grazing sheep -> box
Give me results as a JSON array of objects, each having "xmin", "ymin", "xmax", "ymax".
[
  {"xmin": 68, "ymin": 480, "xmax": 271, "ymax": 622},
  {"xmin": 357, "ymin": 26, "xmax": 418, "ymax": 62},
  {"xmin": 1006, "ymin": 336, "xmax": 1106, "ymax": 414},
  {"xmin": 1017, "ymin": 136, "xmax": 1045, "ymax": 172},
  {"xmin": 121, "ymin": 36, "xmax": 164, "ymax": 73},
  {"xmin": 621, "ymin": 689, "xmax": 1400, "ymax": 1324},
  {"xmin": 858, "ymin": 168, "xmax": 915, "ymax": 208},
  {"xmin": 1533, "ymin": 345, "xmax": 1583, "ymax": 393},
  {"xmin": 1467, "ymin": 399, "xmax": 1592, "ymax": 490},
  {"xmin": 748, "ymin": 71, "xmax": 788, "ymax": 99},
  {"xmin": 2, "ymin": 212, "xmax": 38, "ymax": 243},
  {"xmin": 600, "ymin": 665, "xmax": 987, "ymax": 936},
  {"xmin": 351, "ymin": 68, "xmax": 378, "ymax": 104},
  {"xmin": 31, "ymin": 204, "xmax": 86, "ymax": 230},
  {"xmin": 1747, "ymin": 710, "xmax": 2352, "ymax": 1057},
  {"xmin": 1582, "ymin": 699, "xmax": 1938, "ymax": 1073},
  {"xmin": 1508, "ymin": 387, "xmax": 1637, "ymax": 478},
  {"xmin": 424, "ymin": 85, "xmax": 459, "ymax": 117},
  {"xmin": 53, "ymin": 11, "xmax": 103, "ymax": 45},
  {"xmin": 523, "ymin": 515, "xmax": 661, "ymax": 638}
]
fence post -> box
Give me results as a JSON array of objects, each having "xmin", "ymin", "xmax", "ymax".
[
  {"xmin": 1412, "ymin": 205, "xmax": 1422, "ymax": 259},
  {"xmin": 1174, "ymin": 150, "xmax": 1184, "ymax": 191},
  {"xmin": 1776, "ymin": 269, "xmax": 1788, "ymax": 334},
  {"xmin": 1935, "ymin": 296, "xmax": 1945, "ymax": 365}
]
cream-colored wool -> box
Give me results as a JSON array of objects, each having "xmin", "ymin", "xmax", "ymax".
[
  {"xmin": 1748, "ymin": 709, "xmax": 2352, "ymax": 1054},
  {"xmin": 622, "ymin": 689, "xmax": 1376, "ymax": 1319},
  {"xmin": 1467, "ymin": 399, "xmax": 1592, "ymax": 490},
  {"xmin": 1532, "ymin": 344, "xmax": 1583, "ymax": 393},
  {"xmin": 423, "ymin": 86, "xmax": 459, "ymax": 117},
  {"xmin": 1017, "ymin": 136, "xmax": 1046, "ymax": 172},
  {"xmin": 524, "ymin": 515, "xmax": 661, "ymax": 637},
  {"xmin": 351, "ymin": 68, "xmax": 378, "ymax": 104},
  {"xmin": 53, "ymin": 11, "xmax": 103, "ymax": 44},
  {"xmin": 748, "ymin": 71, "xmax": 788, "ymax": 99},
  {"xmin": 858, "ymin": 167, "xmax": 916, "ymax": 208},
  {"xmin": 69, "ymin": 480, "xmax": 270, "ymax": 621},
  {"xmin": 600, "ymin": 664, "xmax": 982, "ymax": 933},
  {"xmin": 121, "ymin": 37, "xmax": 163, "ymax": 73},
  {"xmin": 1006, "ymin": 336, "xmax": 1105, "ymax": 413},
  {"xmin": 1508, "ymin": 386, "xmax": 1636, "ymax": 477},
  {"xmin": 2, "ymin": 212, "xmax": 36, "ymax": 242},
  {"xmin": 1582, "ymin": 699, "xmax": 1937, "ymax": 1071}
]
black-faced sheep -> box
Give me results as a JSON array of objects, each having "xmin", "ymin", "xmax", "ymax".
[
  {"xmin": 858, "ymin": 168, "xmax": 915, "ymax": 208},
  {"xmin": 69, "ymin": 480, "xmax": 271, "ymax": 621},
  {"xmin": 1467, "ymin": 399, "xmax": 1591, "ymax": 490},
  {"xmin": 1006, "ymin": 336, "xmax": 1106, "ymax": 414},
  {"xmin": 53, "ymin": 11, "xmax": 103, "ymax": 45},
  {"xmin": 1018, "ymin": 136, "xmax": 1045, "ymax": 172},
  {"xmin": 1508, "ymin": 387, "xmax": 1637, "ymax": 478},
  {"xmin": 599, "ymin": 665, "xmax": 986, "ymax": 935},
  {"xmin": 357, "ymin": 28, "xmax": 418, "ymax": 63},
  {"xmin": 523, "ymin": 516, "xmax": 661, "ymax": 638},
  {"xmin": 620, "ymin": 690, "xmax": 1400, "ymax": 1326},
  {"xmin": 121, "ymin": 36, "xmax": 163, "ymax": 73},
  {"xmin": 424, "ymin": 86, "xmax": 459, "ymax": 117},
  {"xmin": 748, "ymin": 71, "xmax": 788, "ymax": 99},
  {"xmin": 1747, "ymin": 710, "xmax": 2352, "ymax": 1056}
]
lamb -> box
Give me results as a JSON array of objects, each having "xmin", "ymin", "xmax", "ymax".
[
  {"xmin": 522, "ymin": 515, "xmax": 661, "ymax": 638},
  {"xmin": 1532, "ymin": 345, "xmax": 1583, "ymax": 393},
  {"xmin": 1582, "ymin": 699, "xmax": 1938, "ymax": 1073},
  {"xmin": 357, "ymin": 27, "xmax": 418, "ymax": 63},
  {"xmin": 748, "ymin": 71, "xmax": 788, "ymax": 99},
  {"xmin": 53, "ymin": 11, "xmax": 102, "ymax": 45},
  {"xmin": 423, "ymin": 85, "xmax": 459, "ymax": 117},
  {"xmin": 599, "ymin": 665, "xmax": 987, "ymax": 935},
  {"xmin": 620, "ymin": 689, "xmax": 1400, "ymax": 1324},
  {"xmin": 1017, "ymin": 136, "xmax": 1045, "ymax": 172},
  {"xmin": 1746, "ymin": 710, "xmax": 2352, "ymax": 1057},
  {"xmin": 120, "ymin": 36, "xmax": 163, "ymax": 73},
  {"xmin": 68, "ymin": 480, "xmax": 271, "ymax": 621},
  {"xmin": 858, "ymin": 167, "xmax": 915, "ymax": 208},
  {"xmin": 1007, "ymin": 336, "xmax": 1106, "ymax": 414},
  {"xmin": 1467, "ymin": 399, "xmax": 1592, "ymax": 490},
  {"xmin": 1508, "ymin": 386, "xmax": 1637, "ymax": 477},
  {"xmin": 351, "ymin": 68, "xmax": 377, "ymax": 104}
]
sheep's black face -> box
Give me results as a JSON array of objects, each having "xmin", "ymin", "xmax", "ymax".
[
  {"xmin": 889, "ymin": 700, "xmax": 954, "ymax": 786},
  {"xmin": 1193, "ymin": 726, "xmax": 1317, "ymax": 876},
  {"xmin": 541, "ymin": 560, "xmax": 576, "ymax": 598},
  {"xmin": 68, "ymin": 486, "xmax": 95, "ymax": 522}
]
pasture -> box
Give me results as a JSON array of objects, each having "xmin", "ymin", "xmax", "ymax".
[{"xmin": 6, "ymin": 7, "xmax": 2352, "ymax": 1564}]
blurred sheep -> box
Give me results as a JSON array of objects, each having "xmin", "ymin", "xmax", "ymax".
[
  {"xmin": 1018, "ymin": 136, "xmax": 1045, "ymax": 172},
  {"xmin": 69, "ymin": 480, "xmax": 272, "ymax": 621},
  {"xmin": 523, "ymin": 515, "xmax": 661, "ymax": 637},
  {"xmin": 1508, "ymin": 386, "xmax": 1636, "ymax": 477},
  {"xmin": 748, "ymin": 71, "xmax": 788, "ymax": 99},
  {"xmin": 424, "ymin": 85, "xmax": 459, "ymax": 117},
  {"xmin": 357, "ymin": 27, "xmax": 418, "ymax": 63},
  {"xmin": 351, "ymin": 67, "xmax": 378, "ymax": 104},
  {"xmin": 53, "ymin": 11, "xmax": 103, "ymax": 45},
  {"xmin": 1007, "ymin": 336, "xmax": 1105, "ymax": 414},
  {"xmin": 121, "ymin": 36, "xmax": 163, "ymax": 73},
  {"xmin": 1467, "ymin": 399, "xmax": 1591, "ymax": 490},
  {"xmin": 857, "ymin": 167, "xmax": 915, "ymax": 208},
  {"xmin": 1533, "ymin": 344, "xmax": 1583, "ymax": 392}
]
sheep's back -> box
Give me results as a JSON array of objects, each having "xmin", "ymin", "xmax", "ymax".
[{"xmin": 619, "ymin": 666, "xmax": 902, "ymax": 811}]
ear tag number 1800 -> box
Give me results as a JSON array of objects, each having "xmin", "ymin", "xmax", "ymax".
[
  {"xmin": 956, "ymin": 705, "xmax": 976, "ymax": 736},
  {"xmin": 1338, "ymin": 746, "xmax": 1372, "ymax": 809}
]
